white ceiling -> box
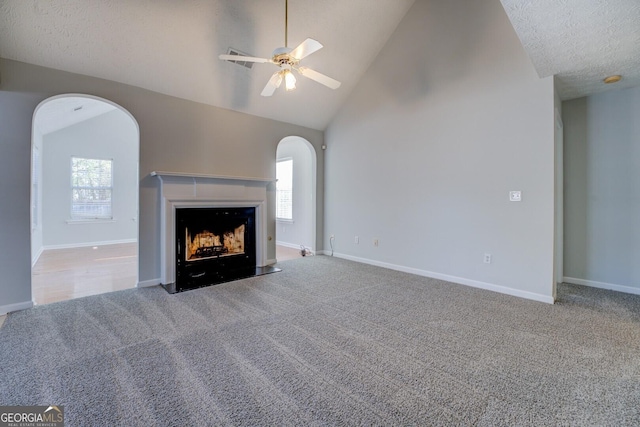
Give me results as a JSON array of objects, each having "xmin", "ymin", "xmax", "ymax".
[
  {"xmin": 500, "ymin": 0, "xmax": 640, "ymax": 99},
  {"xmin": 1, "ymin": 0, "xmax": 639, "ymax": 131},
  {"xmin": 34, "ymin": 97, "xmax": 117, "ymax": 134}
]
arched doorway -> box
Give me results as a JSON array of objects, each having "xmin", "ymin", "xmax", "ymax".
[
  {"xmin": 31, "ymin": 94, "xmax": 140, "ymax": 304},
  {"xmin": 275, "ymin": 136, "xmax": 317, "ymax": 261}
]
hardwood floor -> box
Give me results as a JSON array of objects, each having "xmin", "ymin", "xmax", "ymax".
[
  {"xmin": 28, "ymin": 243, "xmax": 299, "ymax": 307},
  {"xmin": 32, "ymin": 243, "xmax": 138, "ymax": 305},
  {"xmin": 276, "ymin": 244, "xmax": 305, "ymax": 262}
]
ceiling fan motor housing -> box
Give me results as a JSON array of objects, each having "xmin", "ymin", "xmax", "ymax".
[{"xmin": 272, "ymin": 47, "xmax": 295, "ymax": 66}]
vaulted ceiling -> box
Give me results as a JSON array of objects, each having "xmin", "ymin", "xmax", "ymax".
[
  {"xmin": 1, "ymin": 0, "xmax": 638, "ymax": 131},
  {"xmin": 0, "ymin": 0, "xmax": 415, "ymax": 130}
]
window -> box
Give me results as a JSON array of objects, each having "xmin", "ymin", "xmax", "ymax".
[
  {"xmin": 276, "ymin": 158, "xmax": 293, "ymax": 220},
  {"xmin": 71, "ymin": 157, "xmax": 113, "ymax": 220}
]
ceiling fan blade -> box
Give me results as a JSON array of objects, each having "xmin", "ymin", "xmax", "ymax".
[
  {"xmin": 289, "ymin": 38, "xmax": 323, "ymax": 61},
  {"xmin": 297, "ymin": 66, "xmax": 341, "ymax": 89},
  {"xmin": 261, "ymin": 72, "xmax": 283, "ymax": 97},
  {"xmin": 219, "ymin": 54, "xmax": 271, "ymax": 63}
]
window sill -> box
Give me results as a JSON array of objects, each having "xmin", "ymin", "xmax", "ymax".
[
  {"xmin": 276, "ymin": 219, "xmax": 294, "ymax": 224},
  {"xmin": 66, "ymin": 219, "xmax": 116, "ymax": 224}
]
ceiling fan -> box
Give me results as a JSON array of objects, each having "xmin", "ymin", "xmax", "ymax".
[{"xmin": 219, "ymin": 0, "xmax": 341, "ymax": 96}]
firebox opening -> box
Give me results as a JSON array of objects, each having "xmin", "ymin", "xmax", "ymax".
[{"xmin": 186, "ymin": 223, "xmax": 245, "ymax": 261}]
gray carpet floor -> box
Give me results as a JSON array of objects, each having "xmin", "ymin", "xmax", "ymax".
[{"xmin": 1, "ymin": 256, "xmax": 639, "ymax": 426}]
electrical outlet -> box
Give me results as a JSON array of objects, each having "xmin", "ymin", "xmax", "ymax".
[
  {"xmin": 330, "ymin": 234, "xmax": 335, "ymax": 239},
  {"xmin": 373, "ymin": 239, "xmax": 379, "ymax": 247},
  {"xmin": 484, "ymin": 253, "xmax": 492, "ymax": 264},
  {"xmin": 355, "ymin": 236, "xmax": 359, "ymax": 244}
]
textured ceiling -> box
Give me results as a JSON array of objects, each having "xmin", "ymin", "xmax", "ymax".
[
  {"xmin": 500, "ymin": 0, "xmax": 640, "ymax": 100},
  {"xmin": 2, "ymin": 1, "xmax": 639, "ymax": 131},
  {"xmin": 0, "ymin": 0, "xmax": 415, "ymax": 130}
]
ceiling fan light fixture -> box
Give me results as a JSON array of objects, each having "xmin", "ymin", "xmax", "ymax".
[{"xmin": 284, "ymin": 70, "xmax": 297, "ymax": 91}]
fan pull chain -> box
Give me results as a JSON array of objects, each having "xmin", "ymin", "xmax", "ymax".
[{"xmin": 285, "ymin": 0, "xmax": 288, "ymax": 47}]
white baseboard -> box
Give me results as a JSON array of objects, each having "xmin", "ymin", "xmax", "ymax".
[
  {"xmin": 563, "ymin": 277, "xmax": 640, "ymax": 296},
  {"xmin": 32, "ymin": 246, "xmax": 44, "ymax": 267},
  {"xmin": 276, "ymin": 241, "xmax": 297, "ymax": 249},
  {"xmin": 137, "ymin": 278, "xmax": 161, "ymax": 288},
  {"xmin": 0, "ymin": 299, "xmax": 34, "ymax": 315},
  {"xmin": 329, "ymin": 252, "xmax": 555, "ymax": 304},
  {"xmin": 276, "ymin": 241, "xmax": 316, "ymax": 253},
  {"xmin": 265, "ymin": 258, "xmax": 277, "ymax": 266},
  {"xmin": 43, "ymin": 238, "xmax": 137, "ymax": 251}
]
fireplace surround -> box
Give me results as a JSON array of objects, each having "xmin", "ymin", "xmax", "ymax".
[{"xmin": 152, "ymin": 171, "xmax": 279, "ymax": 292}]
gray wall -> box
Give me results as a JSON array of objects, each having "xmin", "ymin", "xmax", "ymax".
[
  {"xmin": 0, "ymin": 57, "xmax": 324, "ymax": 312},
  {"xmin": 276, "ymin": 137, "xmax": 315, "ymax": 251},
  {"xmin": 324, "ymin": 0, "xmax": 556, "ymax": 301},
  {"xmin": 563, "ymin": 87, "xmax": 640, "ymax": 292},
  {"xmin": 0, "ymin": 91, "xmax": 41, "ymax": 312},
  {"xmin": 41, "ymin": 109, "xmax": 138, "ymax": 248}
]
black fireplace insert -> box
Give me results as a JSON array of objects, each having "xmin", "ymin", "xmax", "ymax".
[{"xmin": 173, "ymin": 207, "xmax": 256, "ymax": 292}]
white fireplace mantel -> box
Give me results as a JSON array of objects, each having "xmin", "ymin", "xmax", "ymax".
[
  {"xmin": 150, "ymin": 171, "xmax": 274, "ymax": 183},
  {"xmin": 152, "ymin": 171, "xmax": 274, "ymax": 285}
]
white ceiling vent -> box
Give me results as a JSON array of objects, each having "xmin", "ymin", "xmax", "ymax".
[{"xmin": 224, "ymin": 48, "xmax": 255, "ymax": 69}]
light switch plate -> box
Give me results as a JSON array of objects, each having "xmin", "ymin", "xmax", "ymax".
[{"xmin": 509, "ymin": 191, "xmax": 522, "ymax": 202}]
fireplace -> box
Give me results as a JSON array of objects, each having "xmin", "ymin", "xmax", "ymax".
[
  {"xmin": 175, "ymin": 207, "xmax": 256, "ymax": 291},
  {"xmin": 152, "ymin": 171, "xmax": 280, "ymax": 293}
]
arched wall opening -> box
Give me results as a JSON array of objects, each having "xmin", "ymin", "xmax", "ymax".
[
  {"xmin": 275, "ymin": 136, "xmax": 317, "ymax": 257},
  {"xmin": 31, "ymin": 94, "xmax": 140, "ymax": 304}
]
